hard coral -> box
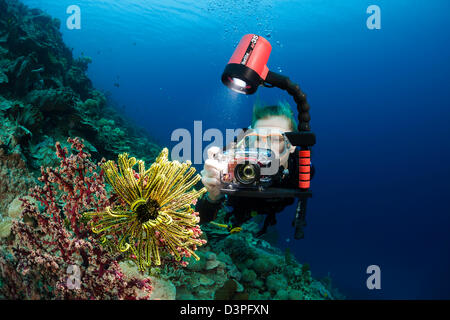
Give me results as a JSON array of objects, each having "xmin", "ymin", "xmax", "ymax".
[{"xmin": 0, "ymin": 148, "xmax": 34, "ymax": 216}]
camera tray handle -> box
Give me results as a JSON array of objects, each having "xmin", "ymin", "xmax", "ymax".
[{"xmin": 294, "ymin": 198, "xmax": 308, "ymax": 239}]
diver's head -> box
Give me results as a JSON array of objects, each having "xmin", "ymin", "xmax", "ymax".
[
  {"xmin": 249, "ymin": 101, "xmax": 297, "ymax": 167},
  {"xmin": 251, "ymin": 100, "xmax": 298, "ymax": 133}
]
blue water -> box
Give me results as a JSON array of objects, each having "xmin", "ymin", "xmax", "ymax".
[{"xmin": 21, "ymin": 0, "xmax": 450, "ymax": 299}]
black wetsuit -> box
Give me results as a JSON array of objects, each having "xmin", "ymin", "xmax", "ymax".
[{"xmin": 195, "ymin": 192, "xmax": 295, "ymax": 236}]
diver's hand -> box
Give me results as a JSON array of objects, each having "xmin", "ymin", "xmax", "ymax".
[{"xmin": 201, "ymin": 146, "xmax": 223, "ymax": 202}]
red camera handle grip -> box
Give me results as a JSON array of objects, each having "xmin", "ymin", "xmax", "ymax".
[{"xmin": 298, "ymin": 149, "xmax": 311, "ymax": 189}]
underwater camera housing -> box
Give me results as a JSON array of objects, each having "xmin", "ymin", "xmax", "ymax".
[
  {"xmin": 216, "ymin": 128, "xmax": 307, "ymax": 195},
  {"xmin": 218, "ymin": 148, "xmax": 278, "ymax": 190},
  {"xmin": 216, "ymin": 145, "xmax": 314, "ymax": 199}
]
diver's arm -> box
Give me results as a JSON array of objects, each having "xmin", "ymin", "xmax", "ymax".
[
  {"xmin": 195, "ymin": 192, "xmax": 225, "ymax": 223},
  {"xmin": 197, "ymin": 146, "xmax": 226, "ymax": 223}
]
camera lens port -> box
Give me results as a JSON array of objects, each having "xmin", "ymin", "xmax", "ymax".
[{"xmin": 235, "ymin": 163, "xmax": 260, "ymax": 185}]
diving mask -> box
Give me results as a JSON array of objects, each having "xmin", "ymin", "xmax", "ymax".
[{"xmin": 235, "ymin": 127, "xmax": 293, "ymax": 158}]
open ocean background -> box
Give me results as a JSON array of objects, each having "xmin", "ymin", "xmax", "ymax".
[{"xmin": 19, "ymin": 0, "xmax": 450, "ymax": 299}]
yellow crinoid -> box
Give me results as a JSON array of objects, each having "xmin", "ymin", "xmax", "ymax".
[{"xmin": 85, "ymin": 148, "xmax": 206, "ymax": 271}]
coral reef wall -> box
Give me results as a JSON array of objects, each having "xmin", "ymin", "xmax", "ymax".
[{"xmin": 0, "ymin": 0, "xmax": 160, "ymax": 174}]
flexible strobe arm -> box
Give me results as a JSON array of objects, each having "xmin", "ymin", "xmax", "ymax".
[{"xmin": 264, "ymin": 71, "xmax": 312, "ymax": 132}]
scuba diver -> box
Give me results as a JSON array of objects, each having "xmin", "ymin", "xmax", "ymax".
[
  {"xmin": 196, "ymin": 34, "xmax": 316, "ymax": 239},
  {"xmin": 195, "ymin": 101, "xmax": 310, "ymax": 238}
]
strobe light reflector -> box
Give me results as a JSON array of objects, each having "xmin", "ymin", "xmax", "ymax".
[{"xmin": 221, "ymin": 34, "xmax": 272, "ymax": 95}]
